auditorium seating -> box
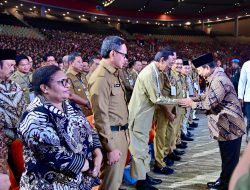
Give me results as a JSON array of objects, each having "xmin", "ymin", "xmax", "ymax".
[
  {"xmin": 24, "ymin": 16, "xmax": 119, "ymax": 34},
  {"xmin": 0, "ymin": 24, "xmax": 44, "ymax": 39},
  {"xmin": 0, "ymin": 13, "xmax": 25, "ymax": 27},
  {"xmin": 121, "ymin": 23, "xmax": 207, "ymax": 36}
]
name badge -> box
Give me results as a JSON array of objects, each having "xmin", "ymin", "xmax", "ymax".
[
  {"xmin": 170, "ymin": 86, "xmax": 176, "ymax": 96},
  {"xmin": 114, "ymin": 83, "xmax": 121, "ymax": 87},
  {"xmin": 29, "ymin": 92, "xmax": 36, "ymax": 102},
  {"xmin": 194, "ymin": 83, "xmax": 199, "ymax": 90},
  {"xmin": 129, "ymin": 79, "xmax": 134, "ymax": 86},
  {"xmin": 182, "ymin": 90, "xmax": 186, "ymax": 98}
]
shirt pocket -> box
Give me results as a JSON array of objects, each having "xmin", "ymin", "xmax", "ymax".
[{"xmin": 111, "ymin": 86, "xmax": 123, "ymax": 96}]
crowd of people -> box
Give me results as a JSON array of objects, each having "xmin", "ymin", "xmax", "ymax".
[
  {"xmin": 0, "ymin": 28, "xmax": 250, "ymax": 74},
  {"xmin": 0, "ymin": 31, "xmax": 250, "ymax": 190}
]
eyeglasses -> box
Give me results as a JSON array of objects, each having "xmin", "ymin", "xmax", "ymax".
[
  {"xmin": 114, "ymin": 50, "xmax": 128, "ymax": 60},
  {"xmin": 56, "ymin": 78, "xmax": 71, "ymax": 87}
]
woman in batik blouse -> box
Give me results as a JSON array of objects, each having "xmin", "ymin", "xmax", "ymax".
[{"xmin": 18, "ymin": 65, "xmax": 102, "ymax": 190}]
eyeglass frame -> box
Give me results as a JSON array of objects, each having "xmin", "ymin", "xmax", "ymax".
[
  {"xmin": 113, "ymin": 50, "xmax": 128, "ymax": 60},
  {"xmin": 55, "ymin": 78, "xmax": 71, "ymax": 87}
]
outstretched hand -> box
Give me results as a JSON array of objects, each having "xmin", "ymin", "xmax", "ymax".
[{"xmin": 178, "ymin": 98, "xmax": 193, "ymax": 108}]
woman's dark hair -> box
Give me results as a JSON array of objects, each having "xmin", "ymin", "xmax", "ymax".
[{"xmin": 32, "ymin": 65, "xmax": 61, "ymax": 95}]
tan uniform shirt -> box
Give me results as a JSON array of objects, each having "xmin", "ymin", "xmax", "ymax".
[
  {"xmin": 131, "ymin": 69, "xmax": 139, "ymax": 83},
  {"xmin": 119, "ymin": 68, "xmax": 134, "ymax": 102},
  {"xmin": 10, "ymin": 70, "xmax": 33, "ymax": 103},
  {"xmin": 88, "ymin": 60, "xmax": 128, "ymax": 152},
  {"xmin": 66, "ymin": 68, "xmax": 92, "ymax": 116}
]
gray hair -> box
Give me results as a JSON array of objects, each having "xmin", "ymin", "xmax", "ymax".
[
  {"xmin": 68, "ymin": 52, "xmax": 81, "ymax": 63},
  {"xmin": 154, "ymin": 47, "xmax": 174, "ymax": 62},
  {"xmin": 100, "ymin": 36, "xmax": 125, "ymax": 58},
  {"xmin": 62, "ymin": 55, "xmax": 69, "ymax": 63}
]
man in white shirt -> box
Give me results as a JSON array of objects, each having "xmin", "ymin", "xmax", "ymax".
[{"xmin": 238, "ymin": 60, "xmax": 250, "ymax": 141}]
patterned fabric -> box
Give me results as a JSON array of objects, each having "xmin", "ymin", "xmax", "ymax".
[
  {"xmin": 0, "ymin": 79, "xmax": 27, "ymax": 174},
  {"xmin": 18, "ymin": 95, "xmax": 102, "ymax": 190},
  {"xmin": 193, "ymin": 67, "xmax": 246, "ymax": 141}
]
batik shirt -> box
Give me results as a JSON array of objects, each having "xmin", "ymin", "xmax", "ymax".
[
  {"xmin": 0, "ymin": 79, "xmax": 26, "ymax": 174},
  {"xmin": 18, "ymin": 95, "xmax": 102, "ymax": 190},
  {"xmin": 192, "ymin": 67, "xmax": 246, "ymax": 141}
]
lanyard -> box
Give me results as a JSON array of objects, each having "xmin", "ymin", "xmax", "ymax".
[{"xmin": 152, "ymin": 63, "xmax": 161, "ymax": 97}]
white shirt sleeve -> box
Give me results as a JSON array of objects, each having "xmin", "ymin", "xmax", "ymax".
[{"xmin": 238, "ymin": 63, "xmax": 247, "ymax": 100}]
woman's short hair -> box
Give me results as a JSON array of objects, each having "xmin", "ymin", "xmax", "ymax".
[{"xmin": 32, "ymin": 65, "xmax": 61, "ymax": 95}]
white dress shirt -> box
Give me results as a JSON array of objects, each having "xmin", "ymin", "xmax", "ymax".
[{"xmin": 238, "ymin": 60, "xmax": 250, "ymax": 102}]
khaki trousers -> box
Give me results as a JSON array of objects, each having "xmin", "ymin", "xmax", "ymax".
[
  {"xmin": 99, "ymin": 130, "xmax": 129, "ymax": 190},
  {"xmin": 164, "ymin": 107, "xmax": 185, "ymax": 156},
  {"xmin": 154, "ymin": 108, "xmax": 169, "ymax": 168}
]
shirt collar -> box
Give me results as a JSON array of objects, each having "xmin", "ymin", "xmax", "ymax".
[
  {"xmin": 100, "ymin": 59, "xmax": 117, "ymax": 74},
  {"xmin": 207, "ymin": 67, "xmax": 222, "ymax": 83},
  {"xmin": 66, "ymin": 67, "xmax": 79, "ymax": 76}
]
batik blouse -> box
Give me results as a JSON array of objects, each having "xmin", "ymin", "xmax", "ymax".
[{"xmin": 18, "ymin": 95, "xmax": 102, "ymax": 190}]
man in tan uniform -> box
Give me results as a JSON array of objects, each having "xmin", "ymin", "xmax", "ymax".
[
  {"xmin": 88, "ymin": 36, "xmax": 129, "ymax": 190},
  {"xmin": 11, "ymin": 54, "xmax": 33, "ymax": 103},
  {"xmin": 129, "ymin": 48, "xmax": 180, "ymax": 190},
  {"xmin": 66, "ymin": 52, "xmax": 92, "ymax": 116},
  {"xmin": 131, "ymin": 60, "xmax": 142, "ymax": 82},
  {"xmin": 119, "ymin": 59, "xmax": 134, "ymax": 102}
]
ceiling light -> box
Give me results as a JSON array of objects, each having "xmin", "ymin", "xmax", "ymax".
[
  {"xmin": 82, "ymin": 14, "xmax": 85, "ymax": 16},
  {"xmin": 0, "ymin": 3, "xmax": 3, "ymax": 5},
  {"xmin": 171, "ymin": 24, "xmax": 173, "ymax": 26},
  {"xmin": 67, "ymin": 12, "xmax": 69, "ymax": 14},
  {"xmin": 179, "ymin": 24, "xmax": 182, "ymax": 26},
  {"xmin": 95, "ymin": 16, "xmax": 97, "ymax": 19},
  {"xmin": 118, "ymin": 18, "xmax": 120, "ymax": 21},
  {"xmin": 45, "ymin": 10, "xmax": 47, "ymax": 13},
  {"xmin": 172, "ymin": 8, "xmax": 175, "ymax": 10},
  {"xmin": 108, "ymin": 18, "xmax": 110, "ymax": 20},
  {"xmin": 162, "ymin": 24, "xmax": 165, "ymax": 26},
  {"xmin": 217, "ymin": 18, "xmax": 219, "ymax": 20},
  {"xmin": 207, "ymin": 19, "xmax": 210, "ymax": 21},
  {"xmin": 226, "ymin": 16, "xmax": 228, "ymax": 19},
  {"xmin": 48, "ymin": 9, "xmax": 51, "ymax": 11},
  {"xmin": 103, "ymin": 0, "xmax": 115, "ymax": 7},
  {"xmin": 20, "ymin": 4, "xmax": 23, "ymax": 6},
  {"xmin": 33, "ymin": 6, "xmax": 36, "ymax": 8},
  {"xmin": 29, "ymin": 8, "xmax": 33, "ymax": 11},
  {"xmin": 128, "ymin": 20, "xmax": 130, "ymax": 22},
  {"xmin": 147, "ymin": 21, "xmax": 149, "ymax": 24},
  {"xmin": 185, "ymin": 21, "xmax": 191, "ymax": 25},
  {"xmin": 78, "ymin": 16, "xmax": 81, "ymax": 18},
  {"xmin": 108, "ymin": 21, "xmax": 110, "ymax": 24},
  {"xmin": 15, "ymin": 5, "xmax": 18, "ymax": 8},
  {"xmin": 4, "ymin": 1, "xmax": 7, "ymax": 3},
  {"xmin": 169, "ymin": 11, "xmax": 172, "ymax": 13},
  {"xmin": 63, "ymin": 13, "xmax": 66, "ymax": 16},
  {"xmin": 136, "ymin": 21, "xmax": 139, "ymax": 23}
]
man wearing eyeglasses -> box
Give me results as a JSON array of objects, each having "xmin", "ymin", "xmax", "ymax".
[
  {"xmin": 66, "ymin": 52, "xmax": 92, "ymax": 116},
  {"xmin": 88, "ymin": 36, "xmax": 129, "ymax": 190}
]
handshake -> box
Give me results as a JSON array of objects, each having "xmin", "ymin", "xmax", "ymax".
[{"xmin": 178, "ymin": 97, "xmax": 223, "ymax": 115}]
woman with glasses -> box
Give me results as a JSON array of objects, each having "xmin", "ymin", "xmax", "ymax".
[{"xmin": 18, "ymin": 65, "xmax": 103, "ymax": 190}]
